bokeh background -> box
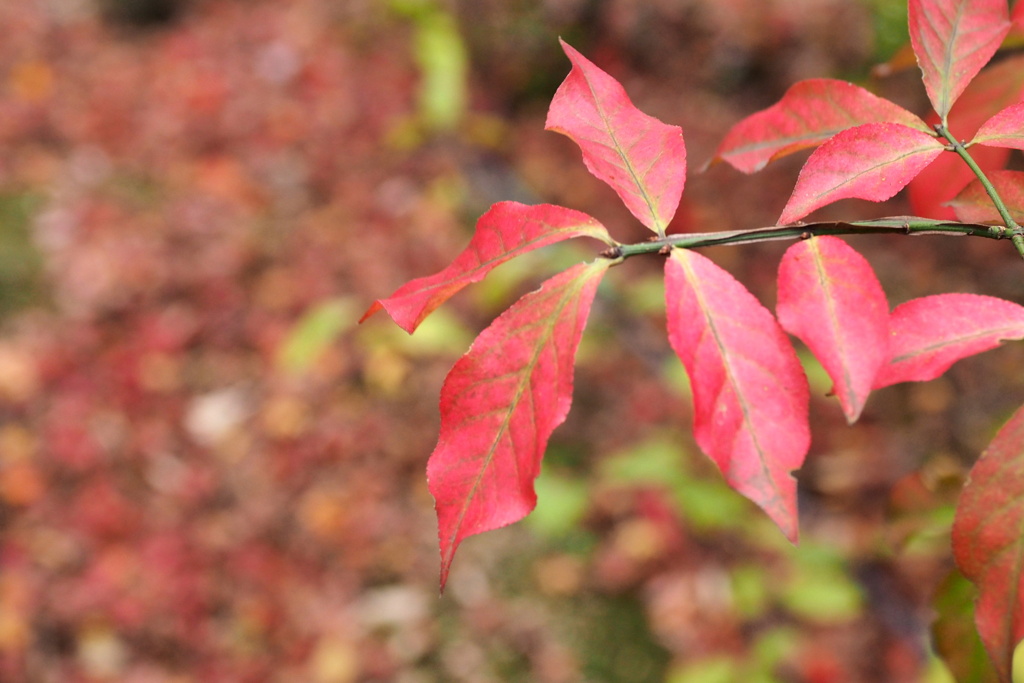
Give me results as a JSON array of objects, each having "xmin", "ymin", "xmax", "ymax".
[{"xmin": 1, "ymin": 0, "xmax": 1023, "ymax": 681}]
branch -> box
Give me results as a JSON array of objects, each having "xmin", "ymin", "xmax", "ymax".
[{"xmin": 602, "ymin": 217, "xmax": 1005, "ymax": 260}]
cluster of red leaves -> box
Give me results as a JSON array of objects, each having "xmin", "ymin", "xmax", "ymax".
[
  {"xmin": 368, "ymin": 0, "xmax": 1024, "ymax": 679},
  {"xmin": 3, "ymin": 0, "xmax": 1023, "ymax": 680}
]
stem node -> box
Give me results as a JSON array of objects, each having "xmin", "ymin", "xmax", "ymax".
[{"xmin": 937, "ymin": 124, "xmax": 1020, "ymax": 234}]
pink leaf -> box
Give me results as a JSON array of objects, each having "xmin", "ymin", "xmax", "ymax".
[
  {"xmin": 665, "ymin": 249, "xmax": 810, "ymax": 541},
  {"xmin": 972, "ymin": 102, "xmax": 1024, "ymax": 151},
  {"xmin": 361, "ymin": 202, "xmax": 613, "ymax": 333},
  {"xmin": 779, "ymin": 122, "xmax": 945, "ymax": 224},
  {"xmin": 712, "ymin": 79, "xmax": 931, "ymax": 173},
  {"xmin": 909, "ymin": 55, "xmax": 1024, "ymax": 219},
  {"xmin": 909, "ymin": 144, "xmax": 1009, "ymax": 220},
  {"xmin": 909, "ymin": 0, "xmax": 1010, "ymax": 120},
  {"xmin": 952, "ymin": 404, "xmax": 1024, "ymax": 681},
  {"xmin": 873, "ymin": 294, "xmax": 1024, "ymax": 389},
  {"xmin": 546, "ymin": 40, "xmax": 686, "ymax": 235},
  {"xmin": 776, "ymin": 237, "xmax": 889, "ymax": 423},
  {"xmin": 428, "ymin": 259, "xmax": 610, "ymax": 590},
  {"xmin": 946, "ymin": 53, "xmax": 1024, "ymax": 134},
  {"xmin": 948, "ymin": 170, "xmax": 1024, "ymax": 224}
]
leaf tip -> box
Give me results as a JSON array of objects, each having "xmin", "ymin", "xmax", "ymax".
[
  {"xmin": 438, "ymin": 560, "xmax": 452, "ymax": 595},
  {"xmin": 436, "ymin": 511, "xmax": 460, "ymax": 595},
  {"xmin": 556, "ymin": 36, "xmax": 581, "ymax": 61},
  {"xmin": 773, "ymin": 488, "xmax": 801, "ymax": 545},
  {"xmin": 841, "ymin": 399, "xmax": 866, "ymax": 426},
  {"xmin": 776, "ymin": 491, "xmax": 800, "ymax": 545},
  {"xmin": 763, "ymin": 492, "xmax": 800, "ymax": 544},
  {"xmin": 696, "ymin": 156, "xmax": 718, "ymax": 173},
  {"xmin": 358, "ymin": 301, "xmax": 383, "ymax": 325}
]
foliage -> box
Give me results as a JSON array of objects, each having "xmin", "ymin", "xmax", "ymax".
[{"xmin": 366, "ymin": 0, "xmax": 1024, "ymax": 679}]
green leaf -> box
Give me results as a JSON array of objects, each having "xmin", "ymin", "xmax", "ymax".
[
  {"xmin": 780, "ymin": 544, "xmax": 862, "ymax": 623},
  {"xmin": 528, "ymin": 467, "xmax": 591, "ymax": 539},
  {"xmin": 276, "ymin": 298, "xmax": 356, "ymax": 374},
  {"xmin": 667, "ymin": 657, "xmax": 740, "ymax": 683},
  {"xmin": 932, "ymin": 569, "xmax": 999, "ymax": 683}
]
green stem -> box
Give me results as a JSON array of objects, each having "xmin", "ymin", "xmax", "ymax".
[
  {"xmin": 935, "ymin": 124, "xmax": 1024, "ymax": 260},
  {"xmin": 602, "ymin": 217, "xmax": 1004, "ymax": 260}
]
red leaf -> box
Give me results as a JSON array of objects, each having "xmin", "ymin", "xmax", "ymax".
[
  {"xmin": 945, "ymin": 55, "xmax": 1024, "ymax": 142},
  {"xmin": 958, "ymin": 59, "xmax": 1024, "ymax": 112},
  {"xmin": 909, "ymin": 145, "xmax": 1009, "ymax": 220},
  {"xmin": 973, "ymin": 102, "xmax": 1024, "ymax": 151},
  {"xmin": 712, "ymin": 79, "xmax": 930, "ymax": 174},
  {"xmin": 361, "ymin": 202, "xmax": 613, "ymax": 333},
  {"xmin": 873, "ymin": 294, "xmax": 1024, "ymax": 389},
  {"xmin": 427, "ymin": 259, "xmax": 610, "ymax": 590},
  {"xmin": 546, "ymin": 40, "xmax": 686, "ymax": 235},
  {"xmin": 776, "ymin": 237, "xmax": 889, "ymax": 423},
  {"xmin": 952, "ymin": 404, "xmax": 1024, "ymax": 681},
  {"xmin": 909, "ymin": 0, "xmax": 1010, "ymax": 120},
  {"xmin": 779, "ymin": 123, "xmax": 944, "ymax": 224},
  {"xmin": 665, "ymin": 249, "xmax": 809, "ymax": 541},
  {"xmin": 948, "ymin": 170, "xmax": 1024, "ymax": 224},
  {"xmin": 908, "ymin": 55, "xmax": 1024, "ymax": 219}
]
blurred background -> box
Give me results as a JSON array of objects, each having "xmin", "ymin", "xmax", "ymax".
[{"xmin": 1, "ymin": 0, "xmax": 1023, "ymax": 681}]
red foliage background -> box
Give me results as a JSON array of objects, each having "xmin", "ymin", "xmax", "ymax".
[{"xmin": 0, "ymin": 1, "xmax": 1020, "ymax": 681}]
